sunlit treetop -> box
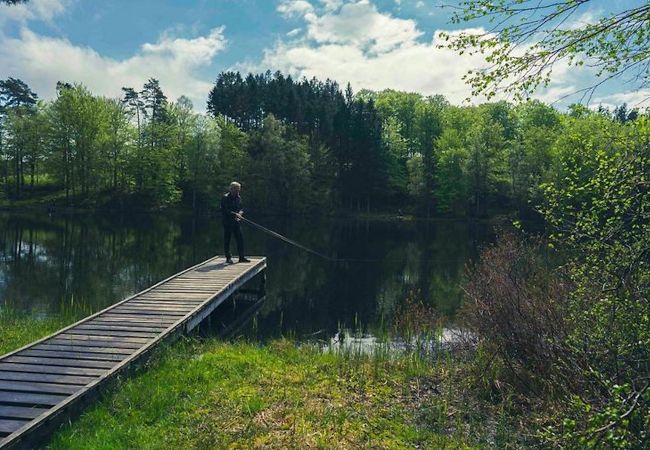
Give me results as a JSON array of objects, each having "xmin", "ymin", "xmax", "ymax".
[{"xmin": 440, "ymin": 0, "xmax": 650, "ymax": 102}]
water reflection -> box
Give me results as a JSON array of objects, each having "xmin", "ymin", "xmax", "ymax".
[{"xmin": 0, "ymin": 212, "xmax": 493, "ymax": 339}]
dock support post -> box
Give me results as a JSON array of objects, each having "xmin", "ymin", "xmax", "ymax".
[{"xmin": 258, "ymin": 272, "xmax": 266, "ymax": 299}]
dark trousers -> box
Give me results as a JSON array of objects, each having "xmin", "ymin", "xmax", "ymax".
[{"xmin": 223, "ymin": 222, "xmax": 244, "ymax": 259}]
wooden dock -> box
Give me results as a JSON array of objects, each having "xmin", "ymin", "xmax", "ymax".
[{"xmin": 0, "ymin": 256, "xmax": 266, "ymax": 449}]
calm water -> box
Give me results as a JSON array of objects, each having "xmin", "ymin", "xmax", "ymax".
[{"xmin": 0, "ymin": 211, "xmax": 493, "ymax": 340}]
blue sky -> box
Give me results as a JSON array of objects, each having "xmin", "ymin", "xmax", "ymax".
[{"xmin": 0, "ymin": 0, "xmax": 645, "ymax": 112}]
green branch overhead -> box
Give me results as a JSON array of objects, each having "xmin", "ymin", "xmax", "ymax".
[{"xmin": 440, "ymin": 0, "xmax": 650, "ymax": 101}]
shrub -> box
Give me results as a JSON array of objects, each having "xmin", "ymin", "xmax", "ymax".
[{"xmin": 461, "ymin": 231, "xmax": 572, "ymax": 394}]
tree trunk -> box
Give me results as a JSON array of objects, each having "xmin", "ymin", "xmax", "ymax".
[{"xmin": 30, "ymin": 160, "xmax": 35, "ymax": 193}]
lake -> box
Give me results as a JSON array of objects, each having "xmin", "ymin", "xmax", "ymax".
[{"xmin": 0, "ymin": 211, "xmax": 493, "ymax": 341}]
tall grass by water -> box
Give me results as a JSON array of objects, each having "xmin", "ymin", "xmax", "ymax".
[{"xmin": 0, "ymin": 296, "xmax": 91, "ymax": 355}]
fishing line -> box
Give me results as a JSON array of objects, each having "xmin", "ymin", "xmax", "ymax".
[
  {"xmin": 236, "ymin": 214, "xmax": 341, "ymax": 261},
  {"xmin": 233, "ymin": 213, "xmax": 473, "ymax": 264}
]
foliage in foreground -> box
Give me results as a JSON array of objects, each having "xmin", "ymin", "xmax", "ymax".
[
  {"xmin": 48, "ymin": 338, "xmax": 522, "ymax": 449},
  {"xmin": 463, "ymin": 115, "xmax": 650, "ymax": 449},
  {"xmin": 444, "ymin": 1, "xmax": 650, "ymax": 102}
]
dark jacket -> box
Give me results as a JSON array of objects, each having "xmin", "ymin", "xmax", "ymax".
[{"xmin": 221, "ymin": 193, "xmax": 242, "ymax": 226}]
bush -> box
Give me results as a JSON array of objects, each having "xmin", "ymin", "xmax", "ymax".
[{"xmin": 462, "ymin": 231, "xmax": 573, "ymax": 394}]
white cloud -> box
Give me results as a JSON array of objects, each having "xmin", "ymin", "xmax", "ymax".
[
  {"xmin": 257, "ymin": 32, "xmax": 491, "ymax": 103},
  {"xmin": 141, "ymin": 27, "xmax": 226, "ymax": 65},
  {"xmin": 592, "ymin": 90, "xmax": 650, "ymax": 109},
  {"xmin": 305, "ymin": 1, "xmax": 422, "ymax": 54},
  {"xmin": 0, "ymin": 0, "xmax": 69, "ymax": 25},
  {"xmin": 319, "ymin": 0, "xmax": 343, "ymax": 11},
  {"xmin": 0, "ymin": 27, "xmax": 227, "ymax": 111},
  {"xmin": 277, "ymin": 0, "xmax": 315, "ymax": 18},
  {"xmin": 247, "ymin": 1, "xmax": 584, "ymax": 105},
  {"xmin": 246, "ymin": 2, "xmax": 489, "ymax": 103},
  {"xmin": 287, "ymin": 27, "xmax": 302, "ymax": 37}
]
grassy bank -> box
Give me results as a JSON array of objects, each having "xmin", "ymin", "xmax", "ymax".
[
  {"xmin": 45, "ymin": 338, "xmax": 523, "ymax": 449},
  {"xmin": 0, "ymin": 314, "xmax": 524, "ymax": 448},
  {"xmin": 0, "ymin": 310, "xmax": 73, "ymax": 355}
]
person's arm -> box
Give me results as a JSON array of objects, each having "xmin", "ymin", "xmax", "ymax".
[{"xmin": 235, "ymin": 197, "xmax": 243, "ymax": 220}]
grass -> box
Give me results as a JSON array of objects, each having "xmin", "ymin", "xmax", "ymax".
[
  {"xmin": 0, "ymin": 310, "xmax": 72, "ymax": 355},
  {"xmin": 0, "ymin": 311, "xmax": 524, "ymax": 448},
  {"xmin": 45, "ymin": 337, "xmax": 523, "ymax": 449}
]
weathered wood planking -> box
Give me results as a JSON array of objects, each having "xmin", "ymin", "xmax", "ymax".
[{"xmin": 0, "ymin": 256, "xmax": 266, "ymax": 449}]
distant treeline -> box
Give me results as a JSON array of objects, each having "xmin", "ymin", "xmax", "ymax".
[{"xmin": 0, "ymin": 72, "xmax": 641, "ymax": 215}]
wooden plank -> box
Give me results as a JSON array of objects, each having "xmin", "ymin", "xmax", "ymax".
[
  {"xmin": 147, "ymin": 288, "xmax": 221, "ymax": 293},
  {"xmin": 0, "ymin": 363, "xmax": 105, "ymax": 377},
  {"xmin": 87, "ymin": 315, "xmax": 177, "ymax": 321},
  {"xmin": 124, "ymin": 300, "xmax": 199, "ymax": 307},
  {"xmin": 98, "ymin": 314, "xmax": 180, "ymax": 322},
  {"xmin": 74, "ymin": 324, "xmax": 168, "ymax": 333},
  {"xmin": 158, "ymin": 279, "xmax": 228, "ymax": 282},
  {"xmin": 47, "ymin": 339, "xmax": 143, "ymax": 350},
  {"xmin": 111, "ymin": 308, "xmax": 188, "ymax": 315},
  {"xmin": 116, "ymin": 311, "xmax": 194, "ymax": 317},
  {"xmin": 132, "ymin": 296, "xmax": 206, "ymax": 301},
  {"xmin": 111, "ymin": 311, "xmax": 192, "ymax": 318},
  {"xmin": 132, "ymin": 295, "xmax": 206, "ymax": 300},
  {"xmin": 131, "ymin": 298, "xmax": 203, "ymax": 303},
  {"xmin": 57, "ymin": 332, "xmax": 151, "ymax": 341},
  {"xmin": 88, "ymin": 317, "xmax": 176, "ymax": 326},
  {"xmin": 0, "ymin": 419, "xmax": 29, "ymax": 434},
  {"xmin": 0, "ymin": 391, "xmax": 68, "ymax": 407},
  {"xmin": 146, "ymin": 289, "xmax": 218, "ymax": 294},
  {"xmin": 0, "ymin": 371, "xmax": 95, "ymax": 386},
  {"xmin": 0, "ymin": 406, "xmax": 48, "ymax": 420},
  {"xmin": 79, "ymin": 319, "xmax": 172, "ymax": 327},
  {"xmin": 65, "ymin": 329, "xmax": 159, "ymax": 339},
  {"xmin": 147, "ymin": 286, "xmax": 223, "ymax": 298},
  {"xmin": 34, "ymin": 344, "xmax": 134, "ymax": 356},
  {"xmin": 147, "ymin": 288, "xmax": 221, "ymax": 292},
  {"xmin": 114, "ymin": 308, "xmax": 193, "ymax": 315},
  {"xmin": 128, "ymin": 298, "xmax": 204, "ymax": 304},
  {"xmin": 143, "ymin": 290, "xmax": 215, "ymax": 295},
  {"xmin": 4, "ymin": 356, "xmax": 114, "ymax": 370},
  {"xmin": 68, "ymin": 326, "xmax": 163, "ymax": 336},
  {"xmin": 125, "ymin": 300, "xmax": 205, "ymax": 306},
  {"xmin": 122, "ymin": 303, "xmax": 200, "ymax": 309},
  {"xmin": 57, "ymin": 334, "xmax": 151, "ymax": 344},
  {"xmin": 0, "ymin": 381, "xmax": 78, "ymax": 395},
  {"xmin": 20, "ymin": 350, "xmax": 126, "ymax": 363},
  {"xmin": 136, "ymin": 292, "xmax": 210, "ymax": 297}
]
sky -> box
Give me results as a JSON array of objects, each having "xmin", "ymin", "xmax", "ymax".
[{"xmin": 0, "ymin": 0, "xmax": 646, "ymax": 112}]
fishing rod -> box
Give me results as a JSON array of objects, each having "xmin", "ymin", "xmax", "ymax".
[
  {"xmin": 233, "ymin": 212, "xmax": 473, "ymax": 264},
  {"xmin": 235, "ymin": 213, "xmax": 340, "ymax": 261}
]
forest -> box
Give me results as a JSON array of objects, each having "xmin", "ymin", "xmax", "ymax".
[{"xmin": 0, "ymin": 71, "xmax": 640, "ymax": 217}]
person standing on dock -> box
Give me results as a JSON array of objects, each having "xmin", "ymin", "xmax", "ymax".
[{"xmin": 221, "ymin": 181, "xmax": 250, "ymax": 264}]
